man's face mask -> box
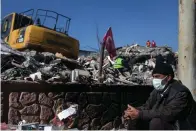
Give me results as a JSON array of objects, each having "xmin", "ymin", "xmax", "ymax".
[{"xmin": 152, "ymin": 76, "xmax": 168, "ymax": 91}]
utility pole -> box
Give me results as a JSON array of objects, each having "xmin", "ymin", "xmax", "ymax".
[{"xmin": 178, "ymin": 0, "xmax": 196, "ymax": 101}]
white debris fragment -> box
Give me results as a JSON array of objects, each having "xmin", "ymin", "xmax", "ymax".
[
  {"xmin": 107, "ymin": 56, "xmax": 115, "ymax": 65},
  {"xmin": 29, "ymin": 72, "xmax": 42, "ymax": 81},
  {"xmin": 57, "ymin": 104, "xmax": 78, "ymax": 121}
]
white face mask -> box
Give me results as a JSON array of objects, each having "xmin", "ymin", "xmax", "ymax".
[{"xmin": 152, "ymin": 76, "xmax": 168, "ymax": 91}]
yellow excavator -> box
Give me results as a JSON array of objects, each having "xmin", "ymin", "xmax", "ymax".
[{"xmin": 1, "ymin": 9, "xmax": 79, "ymax": 59}]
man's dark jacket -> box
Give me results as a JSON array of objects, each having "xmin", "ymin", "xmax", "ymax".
[{"xmin": 138, "ymin": 80, "xmax": 193, "ymax": 123}]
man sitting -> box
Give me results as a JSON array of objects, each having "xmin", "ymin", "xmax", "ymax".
[{"xmin": 124, "ymin": 62, "xmax": 193, "ymax": 130}]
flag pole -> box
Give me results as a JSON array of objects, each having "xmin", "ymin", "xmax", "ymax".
[
  {"xmin": 98, "ymin": 41, "xmax": 105, "ymax": 83},
  {"xmin": 96, "ymin": 23, "xmax": 101, "ymax": 52}
]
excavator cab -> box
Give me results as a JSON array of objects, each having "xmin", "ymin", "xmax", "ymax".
[
  {"xmin": 1, "ymin": 9, "xmax": 34, "ymax": 41},
  {"xmin": 1, "ymin": 9, "xmax": 79, "ymax": 59}
]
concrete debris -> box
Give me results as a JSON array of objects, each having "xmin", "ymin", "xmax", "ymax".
[{"xmin": 1, "ymin": 40, "xmax": 178, "ymax": 85}]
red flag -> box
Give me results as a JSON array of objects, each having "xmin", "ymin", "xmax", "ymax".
[{"xmin": 102, "ymin": 27, "xmax": 117, "ymax": 59}]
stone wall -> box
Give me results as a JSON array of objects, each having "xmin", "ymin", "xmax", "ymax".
[{"xmin": 1, "ymin": 81, "xmax": 153, "ymax": 130}]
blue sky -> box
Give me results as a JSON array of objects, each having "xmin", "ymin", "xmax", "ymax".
[{"xmin": 1, "ymin": 0, "xmax": 178, "ymax": 51}]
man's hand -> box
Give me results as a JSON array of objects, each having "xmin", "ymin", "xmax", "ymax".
[{"xmin": 124, "ymin": 104, "xmax": 139, "ymax": 120}]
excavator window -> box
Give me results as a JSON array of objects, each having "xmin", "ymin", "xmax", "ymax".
[
  {"xmin": 14, "ymin": 13, "xmax": 33, "ymax": 30},
  {"xmin": 1, "ymin": 14, "xmax": 13, "ymax": 40}
]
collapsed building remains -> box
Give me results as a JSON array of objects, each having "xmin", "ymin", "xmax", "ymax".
[{"xmin": 1, "ymin": 40, "xmax": 178, "ymax": 85}]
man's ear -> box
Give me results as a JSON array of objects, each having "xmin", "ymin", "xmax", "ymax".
[{"xmin": 167, "ymin": 75, "xmax": 172, "ymax": 82}]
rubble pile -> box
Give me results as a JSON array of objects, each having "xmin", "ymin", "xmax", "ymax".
[
  {"xmin": 105, "ymin": 44, "xmax": 178, "ymax": 85},
  {"xmin": 81, "ymin": 44, "xmax": 178, "ymax": 85},
  {"xmin": 1, "ymin": 40, "xmax": 178, "ymax": 85},
  {"xmin": 1, "ymin": 39, "xmax": 93, "ymax": 84}
]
